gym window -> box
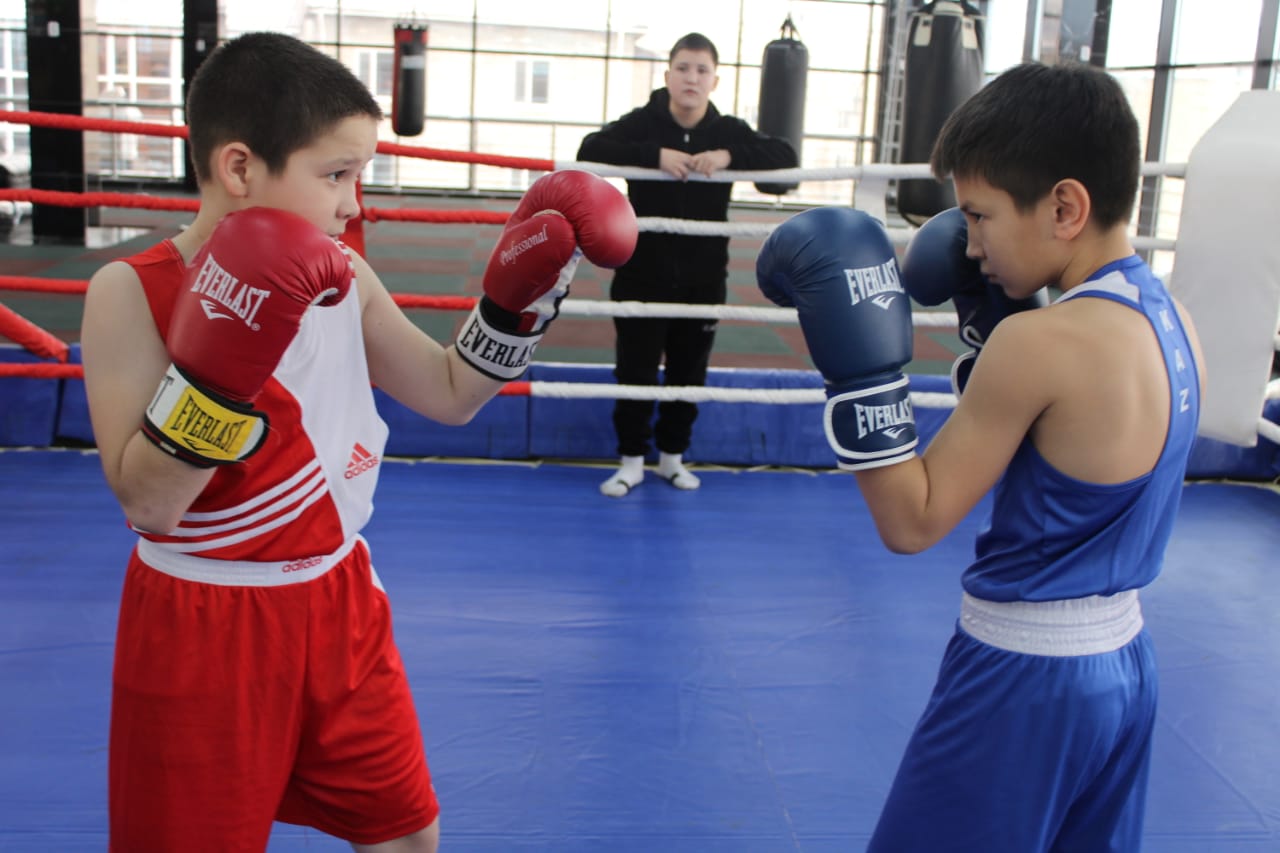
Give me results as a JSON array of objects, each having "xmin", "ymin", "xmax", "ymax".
[{"xmin": 515, "ymin": 59, "xmax": 549, "ymax": 104}]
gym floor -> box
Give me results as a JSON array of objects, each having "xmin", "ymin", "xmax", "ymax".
[{"xmin": 0, "ymin": 450, "xmax": 1277, "ymax": 851}]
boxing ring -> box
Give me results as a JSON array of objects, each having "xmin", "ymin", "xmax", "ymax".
[{"xmin": 1, "ymin": 103, "xmax": 1279, "ymax": 851}]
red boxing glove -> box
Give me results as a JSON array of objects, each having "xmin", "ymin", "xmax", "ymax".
[
  {"xmin": 142, "ymin": 207, "xmax": 355, "ymax": 467},
  {"xmin": 456, "ymin": 170, "xmax": 638, "ymax": 381},
  {"xmin": 510, "ymin": 169, "xmax": 637, "ymax": 269}
]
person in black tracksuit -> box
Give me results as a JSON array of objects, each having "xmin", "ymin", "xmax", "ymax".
[{"xmin": 576, "ymin": 32, "xmax": 797, "ymax": 497}]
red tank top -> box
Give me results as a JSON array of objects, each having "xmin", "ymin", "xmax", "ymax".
[{"xmin": 125, "ymin": 239, "xmax": 389, "ymax": 567}]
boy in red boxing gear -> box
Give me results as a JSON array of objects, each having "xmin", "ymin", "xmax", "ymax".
[{"xmin": 80, "ymin": 32, "xmax": 634, "ymax": 853}]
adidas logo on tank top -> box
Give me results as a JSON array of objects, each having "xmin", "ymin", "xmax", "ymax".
[{"xmin": 345, "ymin": 442, "xmax": 380, "ymax": 479}]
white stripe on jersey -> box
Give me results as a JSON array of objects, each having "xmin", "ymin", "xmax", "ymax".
[
  {"xmin": 181, "ymin": 460, "xmax": 325, "ymax": 523},
  {"xmin": 150, "ymin": 474, "xmax": 332, "ymax": 553},
  {"xmin": 163, "ymin": 463, "xmax": 328, "ymax": 538}
]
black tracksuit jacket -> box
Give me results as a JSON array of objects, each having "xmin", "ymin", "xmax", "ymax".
[{"xmin": 576, "ymin": 88, "xmax": 798, "ymax": 304}]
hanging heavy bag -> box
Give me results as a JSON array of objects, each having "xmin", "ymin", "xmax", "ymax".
[
  {"xmin": 755, "ymin": 16, "xmax": 808, "ymax": 196},
  {"xmin": 896, "ymin": 0, "xmax": 983, "ymax": 225},
  {"xmin": 392, "ymin": 23, "xmax": 427, "ymax": 137}
]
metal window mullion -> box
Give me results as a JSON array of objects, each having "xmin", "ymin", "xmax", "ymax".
[
  {"xmin": 1136, "ymin": 0, "xmax": 1179, "ymax": 256},
  {"xmin": 1254, "ymin": 0, "xmax": 1280, "ymax": 89},
  {"xmin": 1023, "ymin": 0, "xmax": 1043, "ymax": 62}
]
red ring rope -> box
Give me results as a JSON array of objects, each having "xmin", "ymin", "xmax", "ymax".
[
  {"xmin": 0, "ymin": 359, "xmax": 533, "ymax": 395},
  {"xmin": 0, "ymin": 109, "xmax": 554, "ymax": 171},
  {"xmin": 0, "ymin": 363, "xmax": 81, "ymax": 379},
  {"xmin": 0, "ymin": 276, "xmax": 486, "ymax": 318},
  {"xmin": 0, "ymin": 305, "xmax": 69, "ymax": 361},
  {"xmin": 0, "ymin": 276, "xmax": 88, "ymax": 295},
  {"xmin": 0, "ymin": 187, "xmax": 511, "ymax": 226}
]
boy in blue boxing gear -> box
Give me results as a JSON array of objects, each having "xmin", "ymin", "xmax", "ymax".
[{"xmin": 759, "ymin": 62, "xmax": 1207, "ymax": 853}]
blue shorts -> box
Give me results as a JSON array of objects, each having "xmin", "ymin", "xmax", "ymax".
[{"xmin": 868, "ymin": 623, "xmax": 1157, "ymax": 852}]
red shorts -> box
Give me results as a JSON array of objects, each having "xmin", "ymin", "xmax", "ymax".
[{"xmin": 109, "ymin": 539, "xmax": 438, "ymax": 851}]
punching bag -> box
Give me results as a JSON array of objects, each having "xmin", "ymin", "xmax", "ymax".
[
  {"xmin": 755, "ymin": 15, "xmax": 807, "ymax": 196},
  {"xmin": 897, "ymin": 0, "xmax": 983, "ymax": 225},
  {"xmin": 392, "ymin": 23, "xmax": 427, "ymax": 137}
]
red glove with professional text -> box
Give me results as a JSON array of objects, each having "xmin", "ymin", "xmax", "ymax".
[
  {"xmin": 456, "ymin": 170, "xmax": 637, "ymax": 380},
  {"xmin": 142, "ymin": 207, "xmax": 355, "ymax": 467}
]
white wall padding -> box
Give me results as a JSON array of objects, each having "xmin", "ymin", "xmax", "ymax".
[{"xmin": 1168, "ymin": 90, "xmax": 1280, "ymax": 447}]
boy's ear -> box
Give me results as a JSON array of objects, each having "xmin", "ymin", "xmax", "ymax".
[
  {"xmin": 212, "ymin": 142, "xmax": 255, "ymax": 199},
  {"xmin": 1050, "ymin": 179, "xmax": 1090, "ymax": 240}
]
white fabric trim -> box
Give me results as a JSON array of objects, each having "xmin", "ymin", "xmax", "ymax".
[
  {"xmin": 275, "ymin": 288, "xmax": 386, "ymax": 541},
  {"xmin": 136, "ymin": 534, "xmax": 368, "ymax": 588},
  {"xmin": 1057, "ymin": 270, "xmax": 1141, "ymax": 305},
  {"xmin": 959, "ymin": 590, "xmax": 1143, "ymax": 657}
]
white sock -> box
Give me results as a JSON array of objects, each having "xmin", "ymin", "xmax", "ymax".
[
  {"xmin": 600, "ymin": 455, "xmax": 645, "ymax": 497},
  {"xmin": 658, "ymin": 452, "xmax": 700, "ymax": 490}
]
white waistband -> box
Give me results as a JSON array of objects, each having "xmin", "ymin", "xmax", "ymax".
[
  {"xmin": 135, "ymin": 535, "xmax": 366, "ymax": 587},
  {"xmin": 959, "ymin": 590, "xmax": 1143, "ymax": 657}
]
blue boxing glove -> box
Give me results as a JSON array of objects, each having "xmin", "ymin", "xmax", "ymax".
[
  {"xmin": 757, "ymin": 207, "xmax": 917, "ymax": 470},
  {"xmin": 900, "ymin": 207, "xmax": 1048, "ymax": 393}
]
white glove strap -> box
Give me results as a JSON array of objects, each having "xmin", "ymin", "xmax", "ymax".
[
  {"xmin": 823, "ymin": 377, "xmax": 919, "ymax": 471},
  {"xmin": 455, "ymin": 303, "xmax": 542, "ymax": 381},
  {"xmin": 524, "ymin": 247, "xmax": 583, "ymax": 332}
]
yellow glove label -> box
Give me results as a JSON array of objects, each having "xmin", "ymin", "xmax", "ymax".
[{"xmin": 145, "ymin": 365, "xmax": 267, "ymax": 464}]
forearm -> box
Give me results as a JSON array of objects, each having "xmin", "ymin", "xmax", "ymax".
[
  {"xmin": 370, "ymin": 333, "xmax": 503, "ymax": 426},
  {"xmin": 726, "ymin": 133, "xmax": 798, "ymax": 170},
  {"xmin": 853, "ymin": 458, "xmax": 937, "ymax": 554},
  {"xmin": 109, "ymin": 432, "xmax": 216, "ymax": 534},
  {"xmin": 438, "ymin": 347, "xmax": 507, "ymax": 424},
  {"xmin": 577, "ymin": 132, "xmax": 657, "ymax": 168}
]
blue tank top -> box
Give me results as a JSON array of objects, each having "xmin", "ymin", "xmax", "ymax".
[{"xmin": 962, "ymin": 255, "xmax": 1201, "ymax": 602}]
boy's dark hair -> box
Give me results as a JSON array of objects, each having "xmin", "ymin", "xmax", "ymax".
[
  {"xmin": 669, "ymin": 33, "xmax": 719, "ymax": 66},
  {"xmin": 931, "ymin": 62, "xmax": 1141, "ymax": 227},
  {"xmin": 186, "ymin": 32, "xmax": 383, "ymax": 184}
]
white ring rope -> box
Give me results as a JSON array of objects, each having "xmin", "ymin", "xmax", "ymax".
[
  {"xmin": 556, "ymin": 298, "xmax": 958, "ymax": 327},
  {"xmin": 557, "ymin": 161, "xmax": 1187, "ymax": 182},
  {"xmin": 1258, "ymin": 380, "xmax": 1280, "ymax": 444},
  {"xmin": 566, "ymin": 160, "xmax": 1182, "ymax": 252},
  {"xmin": 632, "ymin": 215, "xmax": 1176, "ymax": 252},
  {"xmin": 541, "ymin": 160, "xmax": 1274, "ymax": 442},
  {"xmin": 1259, "ymin": 417, "xmax": 1280, "ymax": 445},
  {"xmin": 527, "ymin": 381, "xmax": 957, "ymax": 409}
]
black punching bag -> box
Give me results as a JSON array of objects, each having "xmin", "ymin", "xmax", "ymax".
[
  {"xmin": 755, "ymin": 16, "xmax": 807, "ymax": 195},
  {"xmin": 392, "ymin": 23, "xmax": 427, "ymax": 137},
  {"xmin": 897, "ymin": 0, "xmax": 983, "ymax": 225}
]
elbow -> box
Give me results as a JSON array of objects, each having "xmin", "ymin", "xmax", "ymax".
[
  {"xmin": 438, "ymin": 411, "xmax": 474, "ymax": 428},
  {"xmin": 883, "ymin": 537, "xmax": 930, "ymax": 556},
  {"xmin": 117, "ymin": 490, "xmax": 184, "ymax": 536},
  {"xmin": 123, "ymin": 504, "xmax": 182, "ymax": 536},
  {"xmin": 435, "ymin": 402, "xmax": 483, "ymax": 427},
  {"xmin": 874, "ymin": 521, "xmax": 938, "ymax": 556},
  {"xmin": 880, "ymin": 533, "xmax": 928, "ymax": 556}
]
